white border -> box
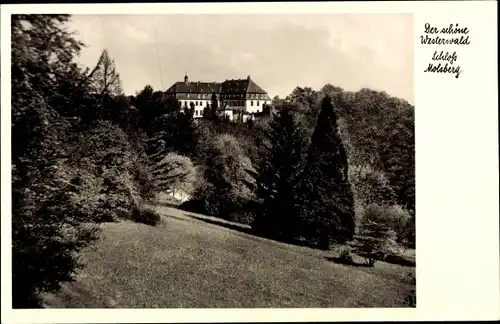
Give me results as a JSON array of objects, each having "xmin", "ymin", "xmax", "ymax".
[{"xmin": 1, "ymin": 1, "xmax": 499, "ymax": 323}]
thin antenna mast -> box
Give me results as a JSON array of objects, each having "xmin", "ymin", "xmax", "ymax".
[{"xmin": 152, "ymin": 16, "xmax": 165, "ymax": 90}]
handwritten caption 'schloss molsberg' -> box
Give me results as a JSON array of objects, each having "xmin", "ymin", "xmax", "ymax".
[{"xmin": 421, "ymin": 23, "xmax": 470, "ymax": 78}]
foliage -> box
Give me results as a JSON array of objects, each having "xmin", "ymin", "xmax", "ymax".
[
  {"xmin": 149, "ymin": 152, "xmax": 197, "ymax": 198},
  {"xmin": 130, "ymin": 204, "xmax": 162, "ymax": 226},
  {"xmin": 11, "ymin": 14, "xmax": 99, "ymax": 307},
  {"xmin": 289, "ymin": 84, "xmax": 415, "ymax": 214},
  {"xmin": 87, "ymin": 49, "xmax": 124, "ymax": 96},
  {"xmin": 356, "ymin": 204, "xmax": 403, "ymax": 266},
  {"xmin": 285, "ymin": 86, "xmax": 321, "ymax": 131},
  {"xmin": 135, "ymin": 93, "xmax": 199, "ymax": 160},
  {"xmin": 349, "ymin": 164, "xmax": 396, "ymax": 218},
  {"xmin": 194, "ymin": 134, "xmax": 256, "ymax": 220},
  {"xmin": 65, "ymin": 120, "xmax": 142, "ymax": 223},
  {"xmin": 361, "ymin": 203, "xmax": 413, "ymax": 245},
  {"xmin": 209, "ymin": 92, "xmax": 219, "ymax": 120},
  {"xmin": 285, "ymin": 84, "xmax": 415, "ymax": 247},
  {"xmin": 404, "ymin": 272, "xmax": 417, "ymax": 307},
  {"xmin": 297, "ymin": 95, "xmax": 356, "ymax": 249},
  {"xmin": 337, "ymin": 246, "xmax": 354, "ymax": 264},
  {"xmin": 329, "ymin": 88, "xmax": 415, "ymax": 212},
  {"xmin": 252, "ymin": 102, "xmax": 308, "ymax": 242}
]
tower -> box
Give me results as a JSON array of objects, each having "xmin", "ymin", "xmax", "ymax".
[{"xmin": 184, "ymin": 73, "xmax": 188, "ymax": 83}]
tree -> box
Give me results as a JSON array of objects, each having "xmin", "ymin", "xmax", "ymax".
[
  {"xmin": 87, "ymin": 49, "xmax": 123, "ymax": 96},
  {"xmin": 195, "ymin": 134, "xmax": 256, "ymax": 220},
  {"xmin": 135, "ymin": 92, "xmax": 198, "ymax": 160},
  {"xmin": 165, "ymin": 99, "xmax": 198, "ymax": 158},
  {"xmin": 210, "ymin": 92, "xmax": 219, "ymax": 120},
  {"xmin": 297, "ymin": 95, "xmax": 356, "ymax": 249},
  {"xmin": 348, "ymin": 164, "xmax": 396, "ymax": 215},
  {"xmin": 286, "ymin": 87, "xmax": 321, "ymax": 130},
  {"xmin": 252, "ymin": 103, "xmax": 308, "ymax": 242},
  {"xmin": 11, "ymin": 14, "xmax": 97, "ymax": 307},
  {"xmin": 149, "ymin": 152, "xmax": 197, "ymax": 198}
]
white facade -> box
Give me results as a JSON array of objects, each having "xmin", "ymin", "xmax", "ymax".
[
  {"xmin": 245, "ymin": 99, "xmax": 271, "ymax": 114},
  {"xmin": 178, "ymin": 98, "xmax": 271, "ymax": 119},
  {"xmin": 222, "ymin": 110, "xmax": 234, "ymax": 121},
  {"xmin": 179, "ymin": 99, "xmax": 211, "ymax": 118}
]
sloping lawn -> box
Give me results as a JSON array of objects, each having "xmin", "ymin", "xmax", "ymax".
[{"xmin": 42, "ymin": 207, "xmax": 415, "ymax": 308}]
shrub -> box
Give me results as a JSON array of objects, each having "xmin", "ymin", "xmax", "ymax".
[
  {"xmin": 356, "ymin": 213, "xmax": 398, "ymax": 267},
  {"xmin": 130, "ymin": 204, "xmax": 161, "ymax": 226},
  {"xmin": 337, "ymin": 246, "xmax": 354, "ymax": 264},
  {"xmin": 361, "ymin": 203, "xmax": 413, "ymax": 246},
  {"xmin": 228, "ymin": 210, "xmax": 255, "ymax": 226}
]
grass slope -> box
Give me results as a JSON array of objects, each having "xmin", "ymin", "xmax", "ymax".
[{"xmin": 43, "ymin": 207, "xmax": 415, "ymax": 308}]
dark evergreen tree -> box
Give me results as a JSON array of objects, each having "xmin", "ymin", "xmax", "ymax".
[
  {"xmin": 252, "ymin": 103, "xmax": 308, "ymax": 242},
  {"xmin": 210, "ymin": 92, "xmax": 219, "ymax": 120},
  {"xmin": 297, "ymin": 95, "xmax": 356, "ymax": 249}
]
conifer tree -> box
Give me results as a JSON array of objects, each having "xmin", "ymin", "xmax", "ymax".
[
  {"xmin": 253, "ymin": 103, "xmax": 308, "ymax": 242},
  {"xmin": 210, "ymin": 92, "xmax": 219, "ymax": 120},
  {"xmin": 298, "ymin": 95, "xmax": 356, "ymax": 249},
  {"xmin": 87, "ymin": 49, "xmax": 123, "ymax": 96}
]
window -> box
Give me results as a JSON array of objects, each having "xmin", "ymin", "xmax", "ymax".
[
  {"xmin": 196, "ymin": 101, "xmax": 198, "ymax": 106},
  {"xmin": 257, "ymin": 101, "xmax": 260, "ymax": 106},
  {"xmin": 251, "ymin": 101, "xmax": 253, "ymax": 106},
  {"xmin": 187, "ymin": 94, "xmax": 190, "ymax": 98}
]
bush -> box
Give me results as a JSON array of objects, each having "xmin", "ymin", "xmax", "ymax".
[
  {"xmin": 130, "ymin": 204, "xmax": 161, "ymax": 226},
  {"xmin": 361, "ymin": 203, "xmax": 413, "ymax": 245},
  {"xmin": 337, "ymin": 246, "xmax": 354, "ymax": 264},
  {"xmin": 228, "ymin": 210, "xmax": 255, "ymax": 225},
  {"xmin": 356, "ymin": 211, "xmax": 398, "ymax": 267}
]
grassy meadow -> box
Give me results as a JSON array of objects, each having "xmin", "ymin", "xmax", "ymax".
[{"xmin": 42, "ymin": 206, "xmax": 415, "ymax": 308}]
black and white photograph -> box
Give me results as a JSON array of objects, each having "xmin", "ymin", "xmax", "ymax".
[
  {"xmin": 1, "ymin": 2, "xmax": 498, "ymax": 321},
  {"xmin": 7, "ymin": 12, "xmax": 416, "ymax": 309}
]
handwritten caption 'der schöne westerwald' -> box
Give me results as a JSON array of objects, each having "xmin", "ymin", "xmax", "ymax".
[{"xmin": 421, "ymin": 23, "xmax": 470, "ymax": 78}]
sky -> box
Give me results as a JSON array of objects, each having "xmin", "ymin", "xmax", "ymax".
[{"xmin": 68, "ymin": 14, "xmax": 413, "ymax": 104}]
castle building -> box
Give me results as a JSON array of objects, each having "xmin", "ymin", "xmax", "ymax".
[{"xmin": 165, "ymin": 74, "xmax": 272, "ymax": 121}]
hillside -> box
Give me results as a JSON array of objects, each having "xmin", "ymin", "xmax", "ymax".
[{"xmin": 42, "ymin": 207, "xmax": 415, "ymax": 308}]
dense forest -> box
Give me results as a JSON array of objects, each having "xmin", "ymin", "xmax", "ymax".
[{"xmin": 11, "ymin": 14, "xmax": 415, "ymax": 308}]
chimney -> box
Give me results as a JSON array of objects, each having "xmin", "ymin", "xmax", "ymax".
[{"xmin": 184, "ymin": 73, "xmax": 188, "ymax": 83}]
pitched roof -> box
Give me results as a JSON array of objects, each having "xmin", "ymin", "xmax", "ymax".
[
  {"xmin": 166, "ymin": 81, "xmax": 221, "ymax": 94},
  {"xmin": 220, "ymin": 79, "xmax": 249, "ymax": 94},
  {"xmin": 165, "ymin": 76, "xmax": 268, "ymax": 95},
  {"xmin": 246, "ymin": 79, "xmax": 267, "ymax": 94}
]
